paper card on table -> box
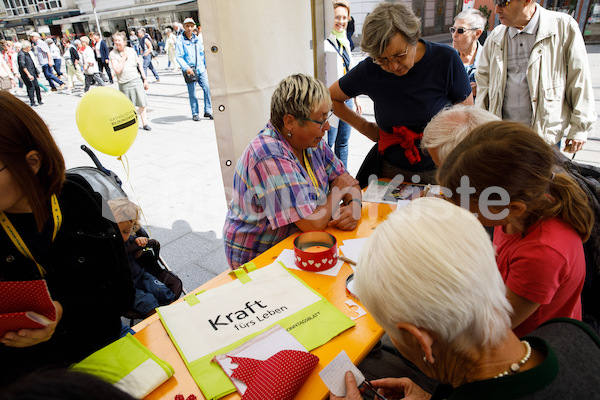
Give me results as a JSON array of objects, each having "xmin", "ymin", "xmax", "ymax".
[
  {"xmin": 338, "ymin": 238, "xmax": 368, "ymax": 266},
  {"xmin": 397, "ymin": 199, "xmax": 411, "ymax": 208},
  {"xmin": 276, "ymin": 248, "xmax": 344, "ymax": 277},
  {"xmin": 319, "ymin": 350, "xmax": 365, "ymax": 397},
  {"xmin": 214, "ymin": 325, "xmax": 311, "ymax": 396}
]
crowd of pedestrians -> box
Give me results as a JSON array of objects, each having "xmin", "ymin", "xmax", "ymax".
[{"xmin": 0, "ymin": 18, "xmax": 214, "ymax": 128}]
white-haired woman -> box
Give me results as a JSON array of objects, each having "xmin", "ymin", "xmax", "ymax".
[
  {"xmin": 332, "ymin": 197, "xmax": 600, "ymax": 400},
  {"xmin": 421, "ymin": 105, "xmax": 499, "ymax": 165},
  {"xmin": 329, "ymin": 2, "xmax": 472, "ymax": 187},
  {"xmin": 223, "ymin": 73, "xmax": 362, "ymax": 269},
  {"xmin": 451, "ymin": 9, "xmax": 486, "ymax": 97}
]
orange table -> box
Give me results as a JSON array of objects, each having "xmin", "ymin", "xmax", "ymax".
[{"xmin": 134, "ymin": 201, "xmax": 395, "ymax": 400}]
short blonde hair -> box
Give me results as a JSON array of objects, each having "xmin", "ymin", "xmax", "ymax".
[
  {"xmin": 80, "ymin": 36, "xmax": 90, "ymax": 45},
  {"xmin": 107, "ymin": 197, "xmax": 140, "ymax": 231},
  {"xmin": 333, "ymin": 0, "xmax": 350, "ymax": 15},
  {"xmin": 270, "ymin": 74, "xmax": 331, "ymax": 132},
  {"xmin": 422, "ymin": 105, "xmax": 500, "ymax": 165},
  {"xmin": 354, "ymin": 197, "xmax": 512, "ymax": 353}
]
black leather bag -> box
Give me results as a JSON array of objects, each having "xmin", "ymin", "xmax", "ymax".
[{"xmin": 183, "ymin": 64, "xmax": 197, "ymax": 83}]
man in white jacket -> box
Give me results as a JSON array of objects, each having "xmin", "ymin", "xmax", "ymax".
[{"xmin": 475, "ymin": 0, "xmax": 596, "ymax": 153}]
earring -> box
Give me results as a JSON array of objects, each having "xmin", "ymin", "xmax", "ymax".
[{"xmin": 287, "ymin": 132, "xmax": 292, "ymax": 137}]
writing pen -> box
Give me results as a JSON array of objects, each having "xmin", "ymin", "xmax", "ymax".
[
  {"xmin": 362, "ymin": 380, "xmax": 389, "ymax": 400},
  {"xmin": 338, "ymin": 254, "xmax": 357, "ymax": 266}
]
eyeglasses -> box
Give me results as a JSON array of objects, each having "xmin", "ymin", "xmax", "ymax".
[
  {"xmin": 295, "ymin": 111, "xmax": 333, "ymax": 129},
  {"xmin": 0, "ymin": 165, "xmax": 6, "ymax": 173},
  {"xmin": 372, "ymin": 44, "xmax": 410, "ymax": 66},
  {"xmin": 493, "ymin": 0, "xmax": 512, "ymax": 7},
  {"xmin": 449, "ymin": 27, "xmax": 478, "ymax": 34}
]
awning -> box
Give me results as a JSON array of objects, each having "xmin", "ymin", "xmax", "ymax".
[
  {"xmin": 52, "ymin": 0, "xmax": 195, "ymax": 25},
  {"xmin": 0, "ymin": 8, "xmax": 79, "ymax": 23}
]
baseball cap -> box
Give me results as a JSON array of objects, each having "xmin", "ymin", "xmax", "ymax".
[
  {"xmin": 183, "ymin": 17, "xmax": 196, "ymax": 25},
  {"xmin": 30, "ymin": 32, "xmax": 41, "ymax": 37}
]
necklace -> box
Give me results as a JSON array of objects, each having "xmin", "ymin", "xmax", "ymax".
[{"xmin": 494, "ymin": 340, "xmax": 532, "ymax": 378}]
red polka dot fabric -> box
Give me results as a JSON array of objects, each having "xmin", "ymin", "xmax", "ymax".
[
  {"xmin": 0, "ymin": 280, "xmax": 56, "ymax": 337},
  {"xmin": 231, "ymin": 350, "xmax": 319, "ymax": 400}
]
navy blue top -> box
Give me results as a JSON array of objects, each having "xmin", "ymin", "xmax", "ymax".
[{"xmin": 339, "ymin": 40, "xmax": 471, "ymax": 170}]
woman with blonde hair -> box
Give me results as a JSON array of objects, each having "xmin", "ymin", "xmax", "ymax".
[{"xmin": 224, "ymin": 73, "xmax": 362, "ymax": 268}]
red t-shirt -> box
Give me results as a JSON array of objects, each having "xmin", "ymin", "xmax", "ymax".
[{"xmin": 494, "ymin": 218, "xmax": 585, "ymax": 337}]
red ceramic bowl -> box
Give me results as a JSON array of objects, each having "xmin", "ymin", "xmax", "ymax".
[{"xmin": 293, "ymin": 231, "xmax": 338, "ymax": 272}]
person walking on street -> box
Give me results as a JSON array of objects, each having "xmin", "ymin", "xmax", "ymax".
[
  {"xmin": 17, "ymin": 40, "xmax": 43, "ymax": 106},
  {"xmin": 80, "ymin": 36, "xmax": 105, "ymax": 92},
  {"xmin": 165, "ymin": 28, "xmax": 179, "ymax": 71},
  {"xmin": 93, "ymin": 32, "xmax": 114, "ymax": 84},
  {"xmin": 129, "ymin": 30, "xmax": 140, "ymax": 55},
  {"xmin": 475, "ymin": 0, "xmax": 596, "ymax": 154},
  {"xmin": 137, "ymin": 28, "xmax": 160, "ymax": 83},
  {"xmin": 61, "ymin": 37, "xmax": 85, "ymax": 93},
  {"xmin": 176, "ymin": 17, "xmax": 213, "ymax": 122},
  {"xmin": 45, "ymin": 38, "xmax": 62, "ymax": 77},
  {"xmin": 30, "ymin": 32, "xmax": 64, "ymax": 91},
  {"xmin": 110, "ymin": 32, "xmax": 151, "ymax": 131}
]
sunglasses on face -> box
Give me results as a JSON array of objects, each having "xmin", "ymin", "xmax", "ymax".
[
  {"xmin": 449, "ymin": 27, "xmax": 478, "ymax": 34},
  {"xmin": 493, "ymin": 0, "xmax": 512, "ymax": 7}
]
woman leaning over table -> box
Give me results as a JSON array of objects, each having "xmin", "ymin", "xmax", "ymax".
[
  {"xmin": 0, "ymin": 91, "xmax": 134, "ymax": 386},
  {"xmin": 451, "ymin": 9, "xmax": 486, "ymax": 97},
  {"xmin": 109, "ymin": 31, "xmax": 151, "ymax": 131},
  {"xmin": 332, "ymin": 197, "xmax": 600, "ymax": 400},
  {"xmin": 223, "ymin": 73, "xmax": 362, "ymax": 269},
  {"xmin": 329, "ymin": 1, "xmax": 472, "ymax": 187}
]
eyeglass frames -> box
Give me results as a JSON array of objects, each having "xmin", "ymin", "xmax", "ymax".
[
  {"xmin": 493, "ymin": 0, "xmax": 513, "ymax": 8},
  {"xmin": 372, "ymin": 44, "xmax": 410, "ymax": 66},
  {"xmin": 449, "ymin": 27, "xmax": 479, "ymax": 34},
  {"xmin": 295, "ymin": 111, "xmax": 333, "ymax": 129},
  {"xmin": 0, "ymin": 165, "xmax": 7, "ymax": 173}
]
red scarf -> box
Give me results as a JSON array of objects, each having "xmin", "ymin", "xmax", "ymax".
[{"xmin": 378, "ymin": 126, "xmax": 423, "ymax": 165}]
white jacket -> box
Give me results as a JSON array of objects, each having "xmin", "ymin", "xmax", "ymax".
[{"xmin": 475, "ymin": 4, "xmax": 596, "ymax": 144}]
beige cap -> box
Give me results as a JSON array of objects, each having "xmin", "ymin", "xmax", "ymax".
[
  {"xmin": 30, "ymin": 31, "xmax": 41, "ymax": 37},
  {"xmin": 182, "ymin": 17, "xmax": 196, "ymax": 25}
]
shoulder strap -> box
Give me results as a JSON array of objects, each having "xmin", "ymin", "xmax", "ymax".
[{"xmin": 327, "ymin": 38, "xmax": 350, "ymax": 72}]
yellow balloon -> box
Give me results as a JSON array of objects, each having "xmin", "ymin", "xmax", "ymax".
[{"xmin": 76, "ymin": 87, "xmax": 139, "ymax": 157}]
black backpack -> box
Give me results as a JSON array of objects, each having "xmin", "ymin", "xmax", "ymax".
[{"xmin": 559, "ymin": 154, "xmax": 600, "ymax": 333}]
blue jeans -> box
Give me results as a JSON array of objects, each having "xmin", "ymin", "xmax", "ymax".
[
  {"xmin": 327, "ymin": 99, "xmax": 353, "ymax": 167},
  {"xmin": 42, "ymin": 64, "xmax": 63, "ymax": 89},
  {"xmin": 186, "ymin": 69, "xmax": 212, "ymax": 116},
  {"xmin": 53, "ymin": 59, "xmax": 62, "ymax": 76},
  {"xmin": 142, "ymin": 54, "xmax": 159, "ymax": 80}
]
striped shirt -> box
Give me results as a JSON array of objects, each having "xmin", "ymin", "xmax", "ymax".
[{"xmin": 223, "ymin": 122, "xmax": 347, "ymax": 268}]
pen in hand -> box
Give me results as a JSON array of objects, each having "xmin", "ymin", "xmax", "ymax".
[{"xmin": 362, "ymin": 380, "xmax": 389, "ymax": 400}]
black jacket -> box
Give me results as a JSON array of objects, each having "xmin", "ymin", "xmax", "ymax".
[
  {"xmin": 17, "ymin": 50, "xmax": 38, "ymax": 78},
  {"xmin": 0, "ymin": 175, "xmax": 134, "ymax": 386}
]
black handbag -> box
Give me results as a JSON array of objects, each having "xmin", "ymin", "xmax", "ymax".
[
  {"xmin": 183, "ymin": 64, "xmax": 197, "ymax": 83},
  {"xmin": 182, "ymin": 41, "xmax": 198, "ymax": 83}
]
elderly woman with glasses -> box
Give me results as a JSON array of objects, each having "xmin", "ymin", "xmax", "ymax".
[
  {"xmin": 331, "ymin": 197, "xmax": 600, "ymax": 400},
  {"xmin": 329, "ymin": 1, "xmax": 472, "ymax": 187},
  {"xmin": 223, "ymin": 74, "xmax": 362, "ymax": 269},
  {"xmin": 451, "ymin": 9, "xmax": 487, "ymax": 97}
]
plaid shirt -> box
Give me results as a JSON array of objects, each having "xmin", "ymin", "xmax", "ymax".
[{"xmin": 223, "ymin": 122, "xmax": 347, "ymax": 268}]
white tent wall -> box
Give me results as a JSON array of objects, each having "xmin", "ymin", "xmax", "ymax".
[{"xmin": 199, "ymin": 0, "xmax": 328, "ymax": 201}]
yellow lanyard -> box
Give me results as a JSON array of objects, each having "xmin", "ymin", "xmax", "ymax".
[
  {"xmin": 303, "ymin": 150, "xmax": 322, "ymax": 200},
  {"xmin": 0, "ymin": 194, "xmax": 62, "ymax": 278}
]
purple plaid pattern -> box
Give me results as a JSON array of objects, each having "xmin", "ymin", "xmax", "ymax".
[{"xmin": 223, "ymin": 122, "xmax": 346, "ymax": 269}]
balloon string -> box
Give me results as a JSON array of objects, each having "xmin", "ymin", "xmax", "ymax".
[{"xmin": 118, "ymin": 155, "xmax": 152, "ymax": 237}]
